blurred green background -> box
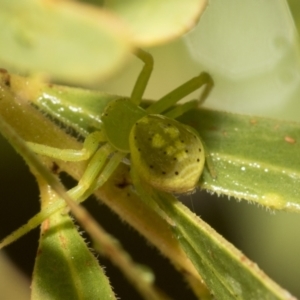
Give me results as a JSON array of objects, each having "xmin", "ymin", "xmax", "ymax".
[{"xmin": 1, "ymin": 1, "xmax": 300, "ymax": 299}]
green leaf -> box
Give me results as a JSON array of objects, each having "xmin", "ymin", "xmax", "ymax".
[
  {"xmin": 0, "ymin": 0, "xmax": 209, "ymax": 85},
  {"xmin": 31, "ymin": 178, "xmax": 116, "ymax": 300},
  {"xmin": 15, "ymin": 75, "xmax": 300, "ymax": 212},
  {"xmin": 0, "ymin": 0, "xmax": 132, "ymax": 85},
  {"xmin": 30, "ymin": 83, "xmax": 118, "ymax": 136},
  {"xmin": 2, "ymin": 71, "xmax": 299, "ymax": 299},
  {"xmin": 104, "ymin": 0, "xmax": 208, "ymax": 46},
  {"xmin": 150, "ymin": 189, "xmax": 295, "ymax": 300},
  {"xmin": 0, "ymin": 72, "xmax": 211, "ymax": 296},
  {"xmin": 179, "ymin": 109, "xmax": 300, "ymax": 211}
]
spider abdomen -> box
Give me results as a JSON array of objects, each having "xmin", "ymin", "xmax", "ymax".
[{"xmin": 129, "ymin": 114, "xmax": 205, "ymax": 194}]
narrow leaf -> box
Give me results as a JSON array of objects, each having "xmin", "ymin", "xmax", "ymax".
[
  {"xmin": 2, "ymin": 71, "xmax": 298, "ymax": 298},
  {"xmin": 11, "ymin": 73, "xmax": 299, "ymax": 212},
  {"xmin": 179, "ymin": 109, "xmax": 300, "ymax": 211},
  {"xmin": 150, "ymin": 189, "xmax": 296, "ymax": 300},
  {"xmin": 32, "ymin": 177, "xmax": 116, "ymax": 300}
]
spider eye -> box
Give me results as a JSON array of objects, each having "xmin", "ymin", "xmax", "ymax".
[{"xmin": 129, "ymin": 114, "xmax": 205, "ymax": 194}]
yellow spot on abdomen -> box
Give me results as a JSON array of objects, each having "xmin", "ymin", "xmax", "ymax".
[
  {"xmin": 164, "ymin": 126, "xmax": 179, "ymax": 138},
  {"xmin": 166, "ymin": 146, "xmax": 176, "ymax": 155},
  {"xmin": 174, "ymin": 140, "xmax": 185, "ymax": 150},
  {"xmin": 176, "ymin": 150, "xmax": 188, "ymax": 162},
  {"xmin": 152, "ymin": 134, "xmax": 165, "ymax": 148}
]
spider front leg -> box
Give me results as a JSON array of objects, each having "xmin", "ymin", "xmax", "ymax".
[
  {"xmin": 27, "ymin": 131, "xmax": 105, "ymax": 162},
  {"xmin": 0, "ymin": 138, "xmax": 124, "ymax": 248},
  {"xmin": 146, "ymin": 71, "xmax": 214, "ymax": 116},
  {"xmin": 26, "ymin": 129, "xmax": 119, "ymax": 201},
  {"xmin": 130, "ymin": 48, "xmax": 154, "ymax": 106}
]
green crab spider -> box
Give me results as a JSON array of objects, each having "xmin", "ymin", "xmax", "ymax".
[
  {"xmin": 29, "ymin": 49, "xmax": 213, "ymax": 195},
  {"xmin": 0, "ymin": 49, "xmax": 213, "ymax": 247}
]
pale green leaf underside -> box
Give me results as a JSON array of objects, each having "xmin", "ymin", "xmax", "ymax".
[
  {"xmin": 104, "ymin": 0, "xmax": 208, "ymax": 45},
  {"xmin": 0, "ymin": 0, "xmax": 208, "ymax": 84},
  {"xmin": 32, "ymin": 209, "xmax": 116, "ymax": 300},
  {"xmin": 0, "ymin": 0, "xmax": 132, "ymax": 85}
]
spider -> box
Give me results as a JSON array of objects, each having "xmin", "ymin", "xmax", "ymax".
[{"xmin": 0, "ymin": 49, "xmax": 213, "ymax": 247}]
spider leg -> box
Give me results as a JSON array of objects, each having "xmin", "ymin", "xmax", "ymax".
[
  {"xmin": 164, "ymin": 99, "xmax": 198, "ymax": 119},
  {"xmin": 0, "ymin": 143, "xmax": 121, "ymax": 248},
  {"xmin": 26, "ymin": 131, "xmax": 105, "ymax": 162},
  {"xmin": 82, "ymin": 151, "xmax": 126, "ymax": 200},
  {"xmin": 130, "ymin": 49, "xmax": 154, "ymax": 106},
  {"xmin": 146, "ymin": 72, "xmax": 214, "ymax": 115},
  {"xmin": 67, "ymin": 143, "xmax": 114, "ymax": 199}
]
